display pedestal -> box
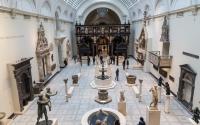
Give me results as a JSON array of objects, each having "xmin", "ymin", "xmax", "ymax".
[
  {"xmin": 118, "ymin": 100, "xmax": 126, "ymax": 116},
  {"xmin": 164, "ymin": 95, "xmax": 171, "ymax": 113},
  {"xmin": 36, "ymin": 119, "xmax": 58, "ymax": 125},
  {"xmin": 139, "ymin": 81, "xmax": 142, "ymax": 102},
  {"xmin": 189, "ymin": 118, "xmax": 200, "ymax": 125},
  {"xmin": 157, "ymin": 86, "xmax": 161, "ymax": 103},
  {"xmin": 146, "ymin": 106, "xmax": 160, "ymax": 125}
]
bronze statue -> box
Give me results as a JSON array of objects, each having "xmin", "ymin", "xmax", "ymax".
[
  {"xmin": 36, "ymin": 94, "xmax": 50, "ymax": 125},
  {"xmin": 192, "ymin": 107, "xmax": 200, "ymax": 124},
  {"xmin": 45, "ymin": 88, "xmax": 57, "ymax": 111},
  {"xmin": 149, "ymin": 85, "xmax": 158, "ymax": 109}
]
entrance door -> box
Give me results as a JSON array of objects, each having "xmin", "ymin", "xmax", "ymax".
[{"xmin": 177, "ymin": 64, "xmax": 196, "ymax": 110}]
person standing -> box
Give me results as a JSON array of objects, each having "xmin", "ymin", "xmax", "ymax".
[
  {"xmin": 126, "ymin": 59, "xmax": 129, "ymax": 69},
  {"xmin": 93, "ymin": 56, "xmax": 95, "ymax": 65},
  {"xmin": 123, "ymin": 60, "xmax": 126, "ymax": 70},
  {"xmin": 138, "ymin": 117, "xmax": 146, "ymax": 125},
  {"xmin": 87, "ymin": 56, "xmax": 90, "ymax": 66},
  {"xmin": 115, "ymin": 68, "xmax": 119, "ymax": 81}
]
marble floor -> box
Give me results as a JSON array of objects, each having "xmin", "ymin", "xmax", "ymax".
[{"xmin": 12, "ymin": 59, "xmax": 193, "ymax": 125}]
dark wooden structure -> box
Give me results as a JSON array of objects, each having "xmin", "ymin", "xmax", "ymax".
[
  {"xmin": 75, "ymin": 23, "xmax": 130, "ymax": 64},
  {"xmin": 177, "ymin": 64, "xmax": 196, "ymax": 111}
]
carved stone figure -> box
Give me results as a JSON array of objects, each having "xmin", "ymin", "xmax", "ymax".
[
  {"xmin": 36, "ymin": 94, "xmax": 50, "ymax": 125},
  {"xmin": 45, "ymin": 88, "xmax": 57, "ymax": 111},
  {"xmin": 160, "ymin": 16, "xmax": 169, "ymax": 42},
  {"xmin": 165, "ymin": 82, "xmax": 170, "ymax": 95},
  {"xmin": 149, "ymin": 85, "xmax": 158, "ymax": 109},
  {"xmin": 192, "ymin": 107, "xmax": 200, "ymax": 124},
  {"xmin": 120, "ymin": 91, "xmax": 125, "ymax": 102}
]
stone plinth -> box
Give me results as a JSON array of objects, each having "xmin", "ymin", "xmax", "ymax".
[
  {"xmin": 146, "ymin": 106, "xmax": 160, "ymax": 125},
  {"xmin": 118, "ymin": 100, "xmax": 126, "ymax": 116},
  {"xmin": 164, "ymin": 95, "xmax": 171, "ymax": 113},
  {"xmin": 157, "ymin": 86, "xmax": 161, "ymax": 103}
]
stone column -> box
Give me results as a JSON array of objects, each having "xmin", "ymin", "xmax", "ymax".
[{"xmin": 64, "ymin": 79, "xmax": 68, "ymax": 102}]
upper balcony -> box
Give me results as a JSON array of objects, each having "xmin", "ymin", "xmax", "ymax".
[{"xmin": 148, "ymin": 51, "xmax": 172, "ymax": 68}]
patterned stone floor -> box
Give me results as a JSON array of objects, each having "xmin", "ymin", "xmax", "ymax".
[{"xmin": 12, "ymin": 59, "xmax": 193, "ymax": 125}]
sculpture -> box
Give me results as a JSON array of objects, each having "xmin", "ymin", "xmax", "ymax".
[
  {"xmin": 192, "ymin": 107, "xmax": 200, "ymax": 124},
  {"xmin": 165, "ymin": 82, "xmax": 170, "ymax": 95},
  {"xmin": 45, "ymin": 88, "xmax": 57, "ymax": 111},
  {"xmin": 119, "ymin": 91, "xmax": 125, "ymax": 102},
  {"xmin": 160, "ymin": 16, "xmax": 169, "ymax": 42},
  {"xmin": 36, "ymin": 94, "xmax": 50, "ymax": 125},
  {"xmin": 95, "ymin": 109, "xmax": 109, "ymax": 125},
  {"xmin": 149, "ymin": 85, "xmax": 158, "ymax": 109}
]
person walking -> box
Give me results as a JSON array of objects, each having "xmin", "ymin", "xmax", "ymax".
[
  {"xmin": 87, "ymin": 56, "xmax": 90, "ymax": 66},
  {"xmin": 93, "ymin": 56, "xmax": 95, "ymax": 65},
  {"xmin": 123, "ymin": 60, "xmax": 126, "ymax": 70},
  {"xmin": 126, "ymin": 59, "xmax": 129, "ymax": 69},
  {"xmin": 115, "ymin": 68, "xmax": 119, "ymax": 81}
]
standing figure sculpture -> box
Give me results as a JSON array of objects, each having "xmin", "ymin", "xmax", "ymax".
[
  {"xmin": 45, "ymin": 88, "xmax": 57, "ymax": 111},
  {"xmin": 160, "ymin": 16, "xmax": 169, "ymax": 42},
  {"xmin": 36, "ymin": 94, "xmax": 50, "ymax": 125},
  {"xmin": 192, "ymin": 107, "xmax": 200, "ymax": 124},
  {"xmin": 120, "ymin": 90, "xmax": 125, "ymax": 102},
  {"xmin": 149, "ymin": 85, "xmax": 158, "ymax": 109}
]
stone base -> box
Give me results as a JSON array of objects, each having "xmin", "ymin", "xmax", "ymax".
[
  {"xmin": 189, "ymin": 118, "xmax": 200, "ymax": 125},
  {"xmin": 118, "ymin": 101, "xmax": 126, "ymax": 116},
  {"xmin": 146, "ymin": 106, "xmax": 160, "ymax": 125},
  {"xmin": 95, "ymin": 96, "xmax": 112, "ymax": 104},
  {"xmin": 36, "ymin": 119, "xmax": 58, "ymax": 125}
]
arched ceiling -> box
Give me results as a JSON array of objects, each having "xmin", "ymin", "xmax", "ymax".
[{"xmin": 64, "ymin": 0, "xmax": 139, "ymax": 9}]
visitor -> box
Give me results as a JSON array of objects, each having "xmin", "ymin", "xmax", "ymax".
[
  {"xmin": 93, "ymin": 56, "xmax": 95, "ymax": 65},
  {"xmin": 123, "ymin": 60, "xmax": 126, "ymax": 70},
  {"xmin": 115, "ymin": 68, "xmax": 119, "ymax": 81},
  {"xmin": 113, "ymin": 56, "xmax": 115, "ymax": 65},
  {"xmin": 158, "ymin": 77, "xmax": 163, "ymax": 86},
  {"xmin": 87, "ymin": 56, "xmax": 90, "ymax": 66},
  {"xmin": 138, "ymin": 117, "xmax": 145, "ymax": 125},
  {"xmin": 126, "ymin": 59, "xmax": 129, "ymax": 69},
  {"xmin": 165, "ymin": 82, "xmax": 170, "ymax": 95},
  {"xmin": 100, "ymin": 55, "xmax": 103, "ymax": 64}
]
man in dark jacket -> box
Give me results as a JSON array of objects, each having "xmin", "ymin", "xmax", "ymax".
[
  {"xmin": 138, "ymin": 117, "xmax": 145, "ymax": 125},
  {"xmin": 126, "ymin": 59, "xmax": 129, "ymax": 69},
  {"xmin": 115, "ymin": 68, "xmax": 119, "ymax": 81},
  {"xmin": 123, "ymin": 60, "xmax": 126, "ymax": 70}
]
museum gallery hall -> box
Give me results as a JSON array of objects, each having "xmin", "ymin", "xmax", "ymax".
[{"xmin": 0, "ymin": 0, "xmax": 200, "ymax": 125}]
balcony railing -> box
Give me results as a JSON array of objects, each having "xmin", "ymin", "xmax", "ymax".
[{"xmin": 148, "ymin": 51, "xmax": 172, "ymax": 68}]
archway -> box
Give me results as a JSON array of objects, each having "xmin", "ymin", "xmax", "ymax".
[{"xmin": 85, "ymin": 8, "xmax": 121, "ymax": 25}]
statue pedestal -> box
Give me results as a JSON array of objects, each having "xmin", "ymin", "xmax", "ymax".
[
  {"xmin": 36, "ymin": 119, "xmax": 58, "ymax": 125},
  {"xmin": 164, "ymin": 95, "xmax": 171, "ymax": 113},
  {"xmin": 157, "ymin": 86, "xmax": 161, "ymax": 103},
  {"xmin": 189, "ymin": 118, "xmax": 200, "ymax": 125},
  {"xmin": 146, "ymin": 106, "xmax": 160, "ymax": 125},
  {"xmin": 139, "ymin": 82, "xmax": 142, "ymax": 102},
  {"xmin": 118, "ymin": 100, "xmax": 126, "ymax": 116}
]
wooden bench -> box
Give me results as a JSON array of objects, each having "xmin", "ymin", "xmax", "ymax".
[
  {"xmin": 67, "ymin": 86, "xmax": 74, "ymax": 98},
  {"xmin": 133, "ymin": 86, "xmax": 139, "ymax": 98}
]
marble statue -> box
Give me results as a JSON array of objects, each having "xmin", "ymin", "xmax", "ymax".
[
  {"xmin": 45, "ymin": 88, "xmax": 57, "ymax": 111},
  {"xmin": 149, "ymin": 85, "xmax": 158, "ymax": 109},
  {"xmin": 165, "ymin": 82, "xmax": 170, "ymax": 95},
  {"xmin": 36, "ymin": 94, "xmax": 50, "ymax": 125},
  {"xmin": 120, "ymin": 91, "xmax": 125, "ymax": 102},
  {"xmin": 192, "ymin": 107, "xmax": 200, "ymax": 124}
]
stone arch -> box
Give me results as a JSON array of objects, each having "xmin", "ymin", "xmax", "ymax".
[{"xmin": 40, "ymin": 0, "xmax": 51, "ymax": 17}]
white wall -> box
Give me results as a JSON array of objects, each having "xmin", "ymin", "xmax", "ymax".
[{"xmin": 132, "ymin": 8, "xmax": 200, "ymax": 108}]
